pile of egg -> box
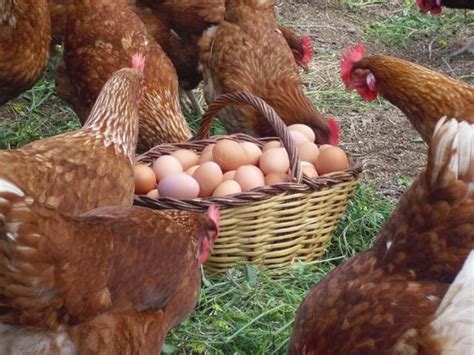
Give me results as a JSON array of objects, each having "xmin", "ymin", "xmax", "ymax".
[{"xmin": 134, "ymin": 124, "xmax": 349, "ymax": 199}]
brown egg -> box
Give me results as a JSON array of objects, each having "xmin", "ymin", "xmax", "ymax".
[
  {"xmin": 289, "ymin": 130, "xmax": 310, "ymax": 146},
  {"xmin": 134, "ymin": 164, "xmax": 157, "ymax": 194},
  {"xmin": 158, "ymin": 172, "xmax": 200, "ymax": 199},
  {"xmin": 319, "ymin": 144, "xmax": 333, "ymax": 152},
  {"xmin": 288, "ymin": 124, "xmax": 315, "ymax": 142},
  {"xmin": 171, "ymin": 149, "xmax": 199, "ymax": 170},
  {"xmin": 212, "ymin": 180, "xmax": 242, "ymax": 197},
  {"xmin": 185, "ymin": 165, "xmax": 200, "ymax": 176},
  {"xmin": 315, "ymin": 146, "xmax": 349, "ymax": 175},
  {"xmin": 262, "ymin": 140, "xmax": 282, "ymax": 152},
  {"xmin": 259, "ymin": 148, "xmax": 290, "ymax": 175},
  {"xmin": 193, "ymin": 162, "xmax": 224, "ymax": 197},
  {"xmin": 301, "ymin": 162, "xmax": 319, "ymax": 178},
  {"xmin": 223, "ymin": 170, "xmax": 236, "ymax": 181},
  {"xmin": 199, "ymin": 144, "xmax": 216, "ymax": 164},
  {"xmin": 240, "ymin": 141, "xmax": 262, "ymax": 165},
  {"xmin": 264, "ymin": 172, "xmax": 291, "ymax": 186},
  {"xmin": 299, "ymin": 142, "xmax": 320, "ymax": 165},
  {"xmin": 212, "ymin": 139, "xmax": 248, "ymax": 172},
  {"xmin": 153, "ymin": 155, "xmax": 183, "ymax": 181},
  {"xmin": 234, "ymin": 165, "xmax": 265, "ymax": 191},
  {"xmin": 146, "ymin": 189, "xmax": 160, "ymax": 199}
]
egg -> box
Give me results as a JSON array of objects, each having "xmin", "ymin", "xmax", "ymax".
[
  {"xmin": 240, "ymin": 142, "xmax": 262, "ymax": 165},
  {"xmin": 259, "ymin": 148, "xmax": 290, "ymax": 175},
  {"xmin": 319, "ymin": 144, "xmax": 333, "ymax": 152},
  {"xmin": 315, "ymin": 146, "xmax": 349, "ymax": 175},
  {"xmin": 212, "ymin": 139, "xmax": 248, "ymax": 172},
  {"xmin": 223, "ymin": 170, "xmax": 236, "ymax": 181},
  {"xmin": 262, "ymin": 140, "xmax": 282, "ymax": 152},
  {"xmin": 199, "ymin": 144, "xmax": 216, "ymax": 164},
  {"xmin": 289, "ymin": 130, "xmax": 310, "ymax": 146},
  {"xmin": 171, "ymin": 149, "xmax": 199, "ymax": 170},
  {"xmin": 288, "ymin": 124, "xmax": 315, "ymax": 142},
  {"xmin": 298, "ymin": 142, "xmax": 320, "ymax": 165},
  {"xmin": 301, "ymin": 162, "xmax": 319, "ymax": 178},
  {"xmin": 193, "ymin": 162, "xmax": 224, "ymax": 197},
  {"xmin": 146, "ymin": 189, "xmax": 160, "ymax": 199},
  {"xmin": 134, "ymin": 164, "xmax": 157, "ymax": 194},
  {"xmin": 185, "ymin": 165, "xmax": 200, "ymax": 176},
  {"xmin": 234, "ymin": 165, "xmax": 265, "ymax": 191},
  {"xmin": 212, "ymin": 180, "xmax": 242, "ymax": 197},
  {"xmin": 153, "ymin": 155, "xmax": 183, "ymax": 181},
  {"xmin": 264, "ymin": 172, "xmax": 291, "ymax": 186},
  {"xmin": 158, "ymin": 172, "xmax": 200, "ymax": 199}
]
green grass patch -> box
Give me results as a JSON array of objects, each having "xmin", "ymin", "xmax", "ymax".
[
  {"xmin": 164, "ymin": 185, "xmax": 395, "ymax": 354},
  {"xmin": 365, "ymin": 0, "xmax": 473, "ymax": 48}
]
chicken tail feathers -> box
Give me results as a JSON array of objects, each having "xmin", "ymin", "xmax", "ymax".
[
  {"xmin": 0, "ymin": 179, "xmax": 61, "ymax": 327},
  {"xmin": 428, "ymin": 251, "xmax": 474, "ymax": 354},
  {"xmin": 427, "ymin": 117, "xmax": 474, "ymax": 197}
]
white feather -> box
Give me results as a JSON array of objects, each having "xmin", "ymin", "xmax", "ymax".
[
  {"xmin": 430, "ymin": 251, "xmax": 474, "ymax": 355},
  {"xmin": 0, "ymin": 179, "xmax": 24, "ymax": 197},
  {"xmin": 430, "ymin": 118, "xmax": 474, "ymax": 196}
]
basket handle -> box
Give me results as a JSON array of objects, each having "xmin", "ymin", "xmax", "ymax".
[{"xmin": 193, "ymin": 92, "xmax": 303, "ymax": 183}]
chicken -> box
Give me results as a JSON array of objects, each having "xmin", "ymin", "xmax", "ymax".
[
  {"xmin": 56, "ymin": 0, "xmax": 191, "ymax": 152},
  {"xmin": 132, "ymin": 0, "xmax": 314, "ymax": 115},
  {"xmin": 0, "ymin": 0, "xmax": 51, "ymax": 105},
  {"xmin": 0, "ymin": 56, "xmax": 144, "ymax": 217},
  {"xmin": 340, "ymin": 43, "xmax": 474, "ymax": 143},
  {"xmin": 289, "ymin": 117, "xmax": 474, "ymax": 354},
  {"xmin": 0, "ymin": 179, "xmax": 220, "ymax": 353},
  {"xmin": 199, "ymin": 0, "xmax": 339, "ymax": 144},
  {"xmin": 416, "ymin": 0, "xmax": 474, "ymax": 56},
  {"xmin": 416, "ymin": 0, "xmax": 474, "ymax": 14}
]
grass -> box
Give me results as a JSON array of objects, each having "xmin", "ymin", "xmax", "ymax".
[
  {"xmin": 164, "ymin": 185, "xmax": 395, "ymax": 354},
  {"xmin": 365, "ymin": 0, "xmax": 473, "ymax": 49}
]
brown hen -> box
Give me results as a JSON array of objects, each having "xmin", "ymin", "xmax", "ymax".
[
  {"xmin": 0, "ymin": 180, "xmax": 220, "ymax": 353},
  {"xmin": 199, "ymin": 0, "xmax": 339, "ymax": 144},
  {"xmin": 0, "ymin": 58, "xmax": 144, "ymax": 216},
  {"xmin": 341, "ymin": 44, "xmax": 474, "ymax": 143},
  {"xmin": 56, "ymin": 0, "xmax": 191, "ymax": 152},
  {"xmin": 289, "ymin": 118, "xmax": 474, "ymax": 354},
  {"xmin": 0, "ymin": 0, "xmax": 51, "ymax": 105}
]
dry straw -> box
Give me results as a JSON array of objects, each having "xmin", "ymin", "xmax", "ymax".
[{"xmin": 134, "ymin": 92, "xmax": 361, "ymax": 273}]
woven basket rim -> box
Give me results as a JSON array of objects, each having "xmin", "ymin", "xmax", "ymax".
[{"xmin": 133, "ymin": 92, "xmax": 362, "ymax": 211}]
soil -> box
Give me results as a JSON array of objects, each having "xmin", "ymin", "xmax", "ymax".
[{"xmin": 278, "ymin": 0, "xmax": 473, "ymax": 199}]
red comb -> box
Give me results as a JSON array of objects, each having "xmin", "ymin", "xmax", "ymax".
[
  {"xmin": 300, "ymin": 36, "xmax": 314, "ymax": 66},
  {"xmin": 132, "ymin": 53, "xmax": 145, "ymax": 73},
  {"xmin": 327, "ymin": 118, "xmax": 340, "ymax": 145},
  {"xmin": 340, "ymin": 44, "xmax": 366, "ymax": 87}
]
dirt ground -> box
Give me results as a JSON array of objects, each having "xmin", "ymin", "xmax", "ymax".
[{"xmin": 278, "ymin": 0, "xmax": 473, "ymax": 199}]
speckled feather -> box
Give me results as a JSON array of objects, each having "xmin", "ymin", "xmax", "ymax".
[
  {"xmin": 0, "ymin": 67, "xmax": 143, "ymax": 217},
  {"xmin": 56, "ymin": 2, "xmax": 191, "ymax": 152},
  {"xmin": 289, "ymin": 119, "xmax": 474, "ymax": 354},
  {"xmin": 0, "ymin": 0, "xmax": 51, "ymax": 105},
  {"xmin": 198, "ymin": 0, "xmax": 333, "ymax": 143},
  {"xmin": 353, "ymin": 55, "xmax": 474, "ymax": 143},
  {"xmin": 0, "ymin": 184, "xmax": 208, "ymax": 353}
]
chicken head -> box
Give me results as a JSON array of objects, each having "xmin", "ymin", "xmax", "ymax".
[{"xmin": 198, "ymin": 205, "xmax": 221, "ymax": 264}]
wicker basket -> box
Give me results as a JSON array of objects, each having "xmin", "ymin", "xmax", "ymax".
[{"xmin": 134, "ymin": 92, "xmax": 361, "ymax": 273}]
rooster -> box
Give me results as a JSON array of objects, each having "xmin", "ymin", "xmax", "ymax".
[
  {"xmin": 340, "ymin": 43, "xmax": 474, "ymax": 143},
  {"xmin": 0, "ymin": 55, "xmax": 145, "ymax": 217},
  {"xmin": 0, "ymin": 0, "xmax": 51, "ymax": 105},
  {"xmin": 199, "ymin": 0, "xmax": 339, "ymax": 144},
  {"xmin": 56, "ymin": 0, "xmax": 191, "ymax": 152},
  {"xmin": 0, "ymin": 179, "xmax": 220, "ymax": 353},
  {"xmin": 289, "ymin": 117, "xmax": 474, "ymax": 354}
]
